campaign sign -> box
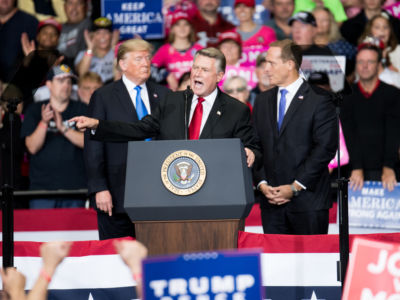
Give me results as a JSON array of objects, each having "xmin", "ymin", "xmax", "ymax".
[
  {"xmin": 342, "ymin": 238, "xmax": 400, "ymax": 300},
  {"xmin": 301, "ymin": 55, "xmax": 346, "ymax": 92},
  {"xmin": 385, "ymin": 3, "xmax": 400, "ymax": 19},
  {"xmin": 219, "ymin": 65, "xmax": 257, "ymax": 89},
  {"xmin": 239, "ymin": 46, "xmax": 268, "ymax": 67},
  {"xmin": 348, "ymin": 181, "xmax": 400, "ymax": 229},
  {"xmin": 142, "ymin": 250, "xmax": 263, "ymax": 300},
  {"xmin": 102, "ymin": 0, "xmax": 164, "ymax": 40}
]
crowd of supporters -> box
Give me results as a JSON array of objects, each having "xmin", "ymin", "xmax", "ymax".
[{"xmin": 0, "ymin": 0, "xmax": 400, "ymax": 209}]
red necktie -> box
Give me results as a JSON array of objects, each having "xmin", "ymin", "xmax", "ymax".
[{"xmin": 189, "ymin": 97, "xmax": 205, "ymax": 140}]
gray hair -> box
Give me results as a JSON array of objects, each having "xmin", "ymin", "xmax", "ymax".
[{"xmin": 194, "ymin": 47, "xmax": 226, "ymax": 73}]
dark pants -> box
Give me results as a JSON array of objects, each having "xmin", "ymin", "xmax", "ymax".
[
  {"xmin": 261, "ymin": 205, "xmax": 329, "ymax": 234},
  {"xmin": 97, "ymin": 211, "xmax": 135, "ymax": 240},
  {"xmin": 30, "ymin": 198, "xmax": 86, "ymax": 209}
]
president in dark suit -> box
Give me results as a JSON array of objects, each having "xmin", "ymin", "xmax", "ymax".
[
  {"xmin": 85, "ymin": 39, "xmax": 168, "ymax": 240},
  {"xmin": 252, "ymin": 39, "xmax": 337, "ymax": 234},
  {"xmin": 73, "ymin": 47, "xmax": 259, "ymax": 168}
]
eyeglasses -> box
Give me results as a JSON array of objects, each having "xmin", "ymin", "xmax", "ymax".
[{"xmin": 225, "ymin": 87, "xmax": 247, "ymax": 94}]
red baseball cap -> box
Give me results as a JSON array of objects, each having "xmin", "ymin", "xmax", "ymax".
[
  {"xmin": 171, "ymin": 11, "xmax": 190, "ymax": 27},
  {"xmin": 234, "ymin": 0, "xmax": 255, "ymax": 8},
  {"xmin": 218, "ymin": 31, "xmax": 242, "ymax": 46},
  {"xmin": 37, "ymin": 18, "xmax": 62, "ymax": 34}
]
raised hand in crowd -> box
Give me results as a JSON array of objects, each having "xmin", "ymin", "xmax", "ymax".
[
  {"xmin": 41, "ymin": 103, "xmax": 54, "ymax": 125},
  {"xmin": 111, "ymin": 29, "xmax": 121, "ymax": 49},
  {"xmin": 0, "ymin": 267, "xmax": 27, "ymax": 300},
  {"xmin": 114, "ymin": 240, "xmax": 148, "ymax": 299},
  {"xmin": 27, "ymin": 241, "xmax": 72, "ymax": 300},
  {"xmin": 21, "ymin": 32, "xmax": 36, "ymax": 56}
]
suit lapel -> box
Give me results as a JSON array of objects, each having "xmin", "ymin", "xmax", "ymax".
[
  {"xmin": 146, "ymin": 82, "xmax": 160, "ymax": 112},
  {"xmin": 199, "ymin": 90, "xmax": 225, "ymax": 139},
  {"xmin": 278, "ymin": 82, "xmax": 308, "ymax": 136},
  {"xmin": 114, "ymin": 80, "xmax": 138, "ymax": 121}
]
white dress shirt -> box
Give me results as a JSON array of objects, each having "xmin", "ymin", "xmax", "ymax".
[
  {"xmin": 189, "ymin": 88, "xmax": 218, "ymax": 135},
  {"xmin": 276, "ymin": 76, "xmax": 304, "ymax": 121},
  {"xmin": 122, "ymin": 75, "xmax": 151, "ymax": 114}
]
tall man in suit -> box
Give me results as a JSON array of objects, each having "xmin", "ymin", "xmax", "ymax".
[
  {"xmin": 72, "ymin": 47, "xmax": 259, "ymax": 167},
  {"xmin": 252, "ymin": 39, "xmax": 337, "ymax": 234},
  {"xmin": 85, "ymin": 39, "xmax": 168, "ymax": 240}
]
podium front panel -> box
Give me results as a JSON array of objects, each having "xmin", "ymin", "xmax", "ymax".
[{"xmin": 124, "ymin": 139, "xmax": 254, "ymax": 221}]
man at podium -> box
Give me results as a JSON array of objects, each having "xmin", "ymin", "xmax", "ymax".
[{"xmin": 71, "ymin": 47, "xmax": 260, "ymax": 167}]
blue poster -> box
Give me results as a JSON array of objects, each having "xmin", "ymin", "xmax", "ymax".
[
  {"xmin": 143, "ymin": 250, "xmax": 263, "ymax": 300},
  {"xmin": 101, "ymin": 0, "xmax": 164, "ymax": 40},
  {"xmin": 348, "ymin": 181, "xmax": 400, "ymax": 229}
]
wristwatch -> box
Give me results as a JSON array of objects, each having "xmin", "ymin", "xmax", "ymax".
[{"xmin": 290, "ymin": 184, "xmax": 300, "ymax": 197}]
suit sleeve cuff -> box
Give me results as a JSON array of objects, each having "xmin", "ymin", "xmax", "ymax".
[
  {"xmin": 257, "ymin": 180, "xmax": 268, "ymax": 191},
  {"xmin": 295, "ymin": 180, "xmax": 306, "ymax": 190}
]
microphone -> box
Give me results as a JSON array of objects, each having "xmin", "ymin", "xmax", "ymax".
[{"xmin": 184, "ymin": 85, "xmax": 192, "ymax": 140}]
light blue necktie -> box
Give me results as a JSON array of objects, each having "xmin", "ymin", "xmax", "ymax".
[
  {"xmin": 134, "ymin": 85, "xmax": 148, "ymax": 120},
  {"xmin": 134, "ymin": 85, "xmax": 151, "ymax": 141},
  {"xmin": 278, "ymin": 89, "xmax": 288, "ymax": 131}
]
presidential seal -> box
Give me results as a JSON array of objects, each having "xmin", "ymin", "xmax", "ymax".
[{"xmin": 161, "ymin": 150, "xmax": 206, "ymax": 196}]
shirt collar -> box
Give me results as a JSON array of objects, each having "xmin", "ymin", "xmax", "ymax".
[
  {"xmin": 193, "ymin": 87, "xmax": 218, "ymax": 104},
  {"xmin": 122, "ymin": 75, "xmax": 146, "ymax": 91},
  {"xmin": 278, "ymin": 76, "xmax": 303, "ymax": 96}
]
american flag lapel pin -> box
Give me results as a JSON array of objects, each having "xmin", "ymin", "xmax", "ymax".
[
  {"xmin": 217, "ymin": 111, "xmax": 221, "ymax": 116},
  {"xmin": 153, "ymin": 93, "xmax": 158, "ymax": 98},
  {"xmin": 298, "ymin": 95, "xmax": 304, "ymax": 100}
]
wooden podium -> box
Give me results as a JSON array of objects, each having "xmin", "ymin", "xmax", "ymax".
[{"xmin": 124, "ymin": 139, "xmax": 254, "ymax": 256}]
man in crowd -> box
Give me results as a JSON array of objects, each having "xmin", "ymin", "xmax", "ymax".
[
  {"xmin": 265, "ymin": 0, "xmax": 294, "ymax": 40},
  {"xmin": 84, "ymin": 39, "xmax": 168, "ymax": 240},
  {"xmin": 253, "ymin": 39, "xmax": 337, "ymax": 234},
  {"xmin": 290, "ymin": 11, "xmax": 331, "ymax": 55},
  {"xmin": 58, "ymin": 0, "xmax": 91, "ymax": 69},
  {"xmin": 72, "ymin": 48, "xmax": 259, "ymax": 167},
  {"xmin": 0, "ymin": 0, "xmax": 38, "ymax": 82},
  {"xmin": 21, "ymin": 65, "xmax": 87, "ymax": 208},
  {"xmin": 192, "ymin": 0, "xmax": 235, "ymax": 47},
  {"xmin": 77, "ymin": 71, "xmax": 102, "ymax": 105},
  {"xmin": 340, "ymin": 0, "xmax": 400, "ymax": 46},
  {"xmin": 249, "ymin": 52, "xmax": 272, "ymax": 107},
  {"xmin": 341, "ymin": 43, "xmax": 400, "ymax": 191}
]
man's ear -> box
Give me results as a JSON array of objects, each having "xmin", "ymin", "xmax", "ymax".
[
  {"xmin": 45, "ymin": 80, "xmax": 52, "ymax": 90},
  {"xmin": 118, "ymin": 59, "xmax": 126, "ymax": 72},
  {"xmin": 216, "ymin": 71, "xmax": 224, "ymax": 83}
]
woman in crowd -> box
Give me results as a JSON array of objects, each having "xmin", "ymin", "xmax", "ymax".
[
  {"xmin": 217, "ymin": 31, "xmax": 242, "ymax": 67},
  {"xmin": 223, "ymin": 75, "xmax": 252, "ymax": 112},
  {"xmin": 75, "ymin": 17, "xmax": 117, "ymax": 84},
  {"xmin": 313, "ymin": 7, "xmax": 357, "ymax": 62},
  {"xmin": 359, "ymin": 12, "xmax": 400, "ymax": 72},
  {"xmin": 151, "ymin": 11, "xmax": 203, "ymax": 91},
  {"xmin": 233, "ymin": 0, "xmax": 276, "ymax": 50}
]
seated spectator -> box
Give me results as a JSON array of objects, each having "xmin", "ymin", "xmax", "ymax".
[
  {"xmin": 18, "ymin": 0, "xmax": 67, "ymax": 23},
  {"xmin": 217, "ymin": 31, "xmax": 242, "ymax": 67},
  {"xmin": 192, "ymin": 0, "xmax": 235, "ymax": 47},
  {"xmin": 21, "ymin": 18, "xmax": 62, "ymax": 56},
  {"xmin": 77, "ymin": 71, "xmax": 103, "ymax": 105},
  {"xmin": 249, "ymin": 52, "xmax": 272, "ymax": 106},
  {"xmin": 0, "ymin": 241, "xmax": 72, "ymax": 300},
  {"xmin": 0, "ymin": 0, "xmax": 38, "ymax": 82},
  {"xmin": 75, "ymin": 17, "xmax": 116, "ymax": 84},
  {"xmin": 58, "ymin": 0, "xmax": 92, "ymax": 70},
  {"xmin": 223, "ymin": 75, "xmax": 252, "ymax": 111},
  {"xmin": 340, "ymin": 0, "xmax": 400, "ymax": 46},
  {"xmin": 233, "ymin": 0, "xmax": 276, "ymax": 49},
  {"xmin": 20, "ymin": 65, "xmax": 87, "ymax": 208},
  {"xmin": 152, "ymin": 11, "xmax": 203, "ymax": 91},
  {"xmin": 359, "ymin": 12, "xmax": 400, "ymax": 72},
  {"xmin": 265, "ymin": 0, "xmax": 294, "ymax": 40}
]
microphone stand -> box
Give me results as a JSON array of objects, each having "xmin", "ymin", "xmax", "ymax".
[{"xmin": 184, "ymin": 85, "xmax": 191, "ymax": 140}]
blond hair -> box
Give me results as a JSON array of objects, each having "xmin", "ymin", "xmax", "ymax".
[{"xmin": 117, "ymin": 39, "xmax": 154, "ymax": 63}]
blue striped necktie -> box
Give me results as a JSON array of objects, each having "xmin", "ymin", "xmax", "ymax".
[
  {"xmin": 134, "ymin": 85, "xmax": 148, "ymax": 120},
  {"xmin": 278, "ymin": 89, "xmax": 288, "ymax": 131}
]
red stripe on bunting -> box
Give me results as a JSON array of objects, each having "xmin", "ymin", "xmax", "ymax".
[
  {"xmin": 238, "ymin": 231, "xmax": 400, "ymax": 253},
  {"xmin": 0, "ymin": 237, "xmax": 134, "ymax": 257},
  {"xmin": 0, "ymin": 208, "xmax": 98, "ymax": 231}
]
